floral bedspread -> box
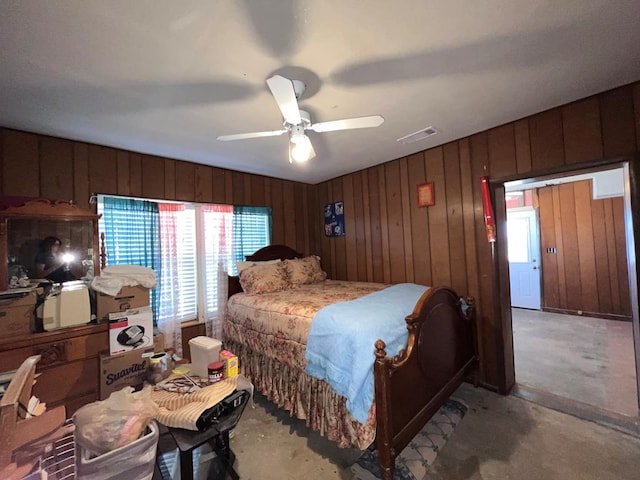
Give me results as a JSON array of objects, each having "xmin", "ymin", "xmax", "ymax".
[
  {"xmin": 224, "ymin": 280, "xmax": 386, "ymax": 369},
  {"xmin": 223, "ymin": 279, "xmax": 387, "ymax": 449}
]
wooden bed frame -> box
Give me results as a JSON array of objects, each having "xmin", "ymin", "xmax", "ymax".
[{"xmin": 228, "ymin": 245, "xmax": 478, "ymax": 480}]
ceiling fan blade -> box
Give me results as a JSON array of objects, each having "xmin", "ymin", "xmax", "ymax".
[
  {"xmin": 217, "ymin": 129, "xmax": 287, "ymax": 141},
  {"xmin": 309, "ymin": 115, "xmax": 384, "ymax": 133},
  {"xmin": 266, "ymin": 75, "xmax": 302, "ymax": 125}
]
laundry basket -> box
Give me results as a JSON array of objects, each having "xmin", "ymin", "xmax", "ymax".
[{"xmin": 75, "ymin": 420, "xmax": 159, "ymax": 480}]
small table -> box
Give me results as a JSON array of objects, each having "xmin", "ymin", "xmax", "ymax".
[{"xmin": 161, "ymin": 390, "xmax": 249, "ymax": 480}]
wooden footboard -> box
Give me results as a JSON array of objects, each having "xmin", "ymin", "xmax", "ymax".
[{"xmin": 373, "ymin": 286, "xmax": 477, "ymax": 480}]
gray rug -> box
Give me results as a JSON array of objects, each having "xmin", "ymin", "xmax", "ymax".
[{"xmin": 351, "ymin": 398, "xmax": 468, "ymax": 480}]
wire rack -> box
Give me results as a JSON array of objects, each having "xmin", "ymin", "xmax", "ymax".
[{"xmin": 34, "ymin": 419, "xmax": 76, "ymax": 480}]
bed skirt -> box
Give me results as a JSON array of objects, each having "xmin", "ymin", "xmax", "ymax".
[{"xmin": 224, "ymin": 338, "xmax": 376, "ymax": 450}]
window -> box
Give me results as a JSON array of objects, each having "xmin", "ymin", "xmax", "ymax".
[
  {"xmin": 98, "ymin": 196, "xmax": 271, "ymax": 337},
  {"xmin": 232, "ymin": 206, "xmax": 272, "ymax": 275}
]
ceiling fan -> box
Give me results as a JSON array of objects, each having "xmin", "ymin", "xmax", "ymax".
[{"xmin": 216, "ymin": 75, "xmax": 385, "ymax": 163}]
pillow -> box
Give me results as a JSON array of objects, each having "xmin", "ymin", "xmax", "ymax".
[
  {"xmin": 236, "ymin": 259, "xmax": 281, "ymax": 274},
  {"xmin": 282, "ymin": 255, "xmax": 327, "ymax": 285},
  {"xmin": 239, "ymin": 262, "xmax": 290, "ymax": 294}
]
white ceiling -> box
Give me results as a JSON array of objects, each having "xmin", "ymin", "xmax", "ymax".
[{"xmin": 1, "ymin": 1, "xmax": 639, "ymax": 185}]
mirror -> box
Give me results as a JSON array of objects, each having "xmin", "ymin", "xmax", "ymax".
[
  {"xmin": 0, "ymin": 198, "xmax": 101, "ymax": 291},
  {"xmin": 8, "ymin": 218, "xmax": 95, "ymax": 283}
]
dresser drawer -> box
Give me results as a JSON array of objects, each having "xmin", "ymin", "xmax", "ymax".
[{"xmin": 0, "ymin": 330, "xmax": 108, "ymax": 371}]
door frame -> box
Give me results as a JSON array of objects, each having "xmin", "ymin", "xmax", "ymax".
[{"xmin": 491, "ymin": 155, "xmax": 640, "ymax": 412}]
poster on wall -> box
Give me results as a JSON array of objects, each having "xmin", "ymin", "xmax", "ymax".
[{"xmin": 324, "ymin": 201, "xmax": 345, "ymax": 237}]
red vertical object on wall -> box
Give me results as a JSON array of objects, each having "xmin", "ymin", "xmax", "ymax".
[{"xmin": 481, "ymin": 176, "xmax": 496, "ymax": 243}]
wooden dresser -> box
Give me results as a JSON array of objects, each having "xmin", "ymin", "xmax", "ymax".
[{"xmin": 0, "ymin": 323, "xmax": 108, "ymax": 417}]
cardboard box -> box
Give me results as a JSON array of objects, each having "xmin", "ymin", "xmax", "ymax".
[
  {"xmin": 108, "ymin": 306, "xmax": 154, "ymax": 355},
  {"xmin": 96, "ymin": 285, "xmax": 150, "ymax": 321},
  {"xmin": 220, "ymin": 349, "xmax": 238, "ymax": 378},
  {"xmin": 99, "ymin": 349, "xmax": 149, "ymax": 400},
  {"xmin": 0, "ymin": 288, "xmax": 41, "ymax": 336}
]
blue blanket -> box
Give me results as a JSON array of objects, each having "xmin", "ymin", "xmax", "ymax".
[{"xmin": 305, "ymin": 283, "xmax": 428, "ymax": 423}]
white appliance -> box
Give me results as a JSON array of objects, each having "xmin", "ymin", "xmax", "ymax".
[
  {"xmin": 188, "ymin": 336, "xmax": 222, "ymax": 378},
  {"xmin": 42, "ymin": 281, "xmax": 91, "ymax": 330}
]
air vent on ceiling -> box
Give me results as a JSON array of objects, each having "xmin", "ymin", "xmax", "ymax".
[{"xmin": 397, "ymin": 126, "xmax": 439, "ymax": 145}]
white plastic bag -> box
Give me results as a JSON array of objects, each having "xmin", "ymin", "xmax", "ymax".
[{"xmin": 73, "ymin": 385, "xmax": 159, "ymax": 456}]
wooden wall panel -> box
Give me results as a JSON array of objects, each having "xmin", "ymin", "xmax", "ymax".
[
  {"xmin": 562, "ymin": 98, "xmax": 603, "ymax": 164},
  {"xmin": 164, "ymin": 159, "xmax": 176, "ymax": 200},
  {"xmin": 385, "ymin": 161, "xmax": 406, "ymax": 284},
  {"xmin": 538, "ymin": 187, "xmax": 559, "ymax": 307},
  {"xmin": 2, "ymin": 130, "xmax": 40, "ymax": 197},
  {"xmin": 591, "ymin": 194, "xmax": 612, "ymax": 314},
  {"xmin": 129, "ymin": 152, "xmax": 143, "ymax": 197},
  {"xmin": 612, "ymin": 197, "xmax": 631, "ymax": 317},
  {"xmin": 362, "ymin": 171, "xmax": 374, "ymax": 281},
  {"xmin": 407, "ymin": 152, "xmax": 430, "ymax": 287},
  {"xmin": 529, "ymin": 108, "xmax": 565, "ymax": 170},
  {"xmin": 514, "ymin": 119, "xmax": 532, "ymax": 174},
  {"xmin": 116, "ymin": 151, "xmax": 130, "ymax": 196},
  {"xmin": 538, "ymin": 181, "xmax": 630, "ymax": 318},
  {"xmin": 231, "ymin": 171, "xmax": 245, "ymax": 205},
  {"xmin": 331, "ymin": 178, "xmax": 346, "ymax": 281},
  {"xmin": 40, "ymin": 137, "xmax": 74, "ymax": 200},
  {"xmin": 425, "ymin": 147, "xmax": 451, "ymax": 287},
  {"xmin": 342, "ymin": 175, "xmax": 358, "ymax": 281},
  {"xmin": 195, "ymin": 165, "xmax": 213, "ymax": 203},
  {"xmin": 283, "ymin": 181, "xmax": 297, "ymax": 249},
  {"xmin": 635, "ymin": 83, "xmax": 640, "ymax": 150},
  {"xmin": 293, "ymin": 183, "xmax": 306, "ymax": 255},
  {"xmin": 367, "ymin": 168, "xmax": 384, "ymax": 283},
  {"xmin": 141, "ymin": 154, "xmax": 164, "ymax": 200},
  {"xmin": 211, "ymin": 167, "xmax": 226, "ymax": 204},
  {"xmin": 599, "ymin": 86, "xmax": 637, "ymax": 157},
  {"xmin": 73, "ymin": 143, "xmax": 90, "ymax": 210},
  {"xmin": 443, "ymin": 143, "xmax": 466, "ymax": 295},
  {"xmin": 352, "ymin": 171, "xmax": 367, "ymax": 281},
  {"xmin": 487, "ymin": 124, "xmax": 516, "ymax": 177},
  {"xmin": 270, "ymin": 179, "xmax": 284, "ymax": 245},
  {"xmin": 573, "ymin": 181, "xmax": 598, "ymax": 313},
  {"xmin": 399, "ymin": 158, "xmax": 414, "ymax": 283},
  {"xmin": 458, "ymin": 138, "xmax": 479, "ymax": 303},
  {"xmin": 175, "ymin": 161, "xmax": 195, "ymax": 201},
  {"xmin": 88, "ymin": 145, "xmax": 117, "ymax": 196}
]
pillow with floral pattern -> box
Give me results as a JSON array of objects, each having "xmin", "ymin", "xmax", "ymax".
[
  {"xmin": 283, "ymin": 255, "xmax": 327, "ymax": 285},
  {"xmin": 239, "ymin": 261, "xmax": 290, "ymax": 294}
]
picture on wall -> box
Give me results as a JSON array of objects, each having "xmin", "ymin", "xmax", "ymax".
[{"xmin": 324, "ymin": 201, "xmax": 345, "ymax": 237}]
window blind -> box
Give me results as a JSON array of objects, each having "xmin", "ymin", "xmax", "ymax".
[{"xmin": 232, "ymin": 206, "xmax": 272, "ymax": 274}]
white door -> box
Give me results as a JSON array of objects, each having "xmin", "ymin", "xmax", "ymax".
[{"xmin": 508, "ymin": 208, "xmax": 541, "ymax": 309}]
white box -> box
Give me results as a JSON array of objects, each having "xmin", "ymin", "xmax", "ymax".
[
  {"xmin": 188, "ymin": 336, "xmax": 222, "ymax": 378},
  {"xmin": 108, "ymin": 306, "xmax": 154, "ymax": 355}
]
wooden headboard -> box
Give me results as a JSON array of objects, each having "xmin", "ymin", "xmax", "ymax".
[{"xmin": 227, "ymin": 245, "xmax": 303, "ymax": 298}]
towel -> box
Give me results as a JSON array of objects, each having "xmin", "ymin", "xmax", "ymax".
[
  {"xmin": 305, "ymin": 283, "xmax": 428, "ymax": 423},
  {"xmin": 91, "ymin": 265, "xmax": 157, "ymax": 296}
]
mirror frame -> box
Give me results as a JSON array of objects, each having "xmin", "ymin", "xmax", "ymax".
[{"xmin": 0, "ymin": 198, "xmax": 101, "ymax": 291}]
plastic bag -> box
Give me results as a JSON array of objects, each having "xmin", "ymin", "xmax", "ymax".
[{"xmin": 73, "ymin": 385, "xmax": 159, "ymax": 456}]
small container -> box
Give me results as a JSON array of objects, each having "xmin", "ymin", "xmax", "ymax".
[
  {"xmin": 207, "ymin": 360, "xmax": 225, "ymax": 384},
  {"xmin": 146, "ymin": 352, "xmax": 174, "ymax": 385}
]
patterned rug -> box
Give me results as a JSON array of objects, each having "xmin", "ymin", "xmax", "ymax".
[{"xmin": 351, "ymin": 398, "xmax": 468, "ymax": 480}]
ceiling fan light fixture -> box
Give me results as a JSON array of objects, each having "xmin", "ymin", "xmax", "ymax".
[{"xmin": 290, "ymin": 135, "xmax": 312, "ymax": 163}]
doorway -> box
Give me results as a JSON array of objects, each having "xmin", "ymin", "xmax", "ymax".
[{"xmin": 503, "ymin": 163, "xmax": 640, "ymax": 425}]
